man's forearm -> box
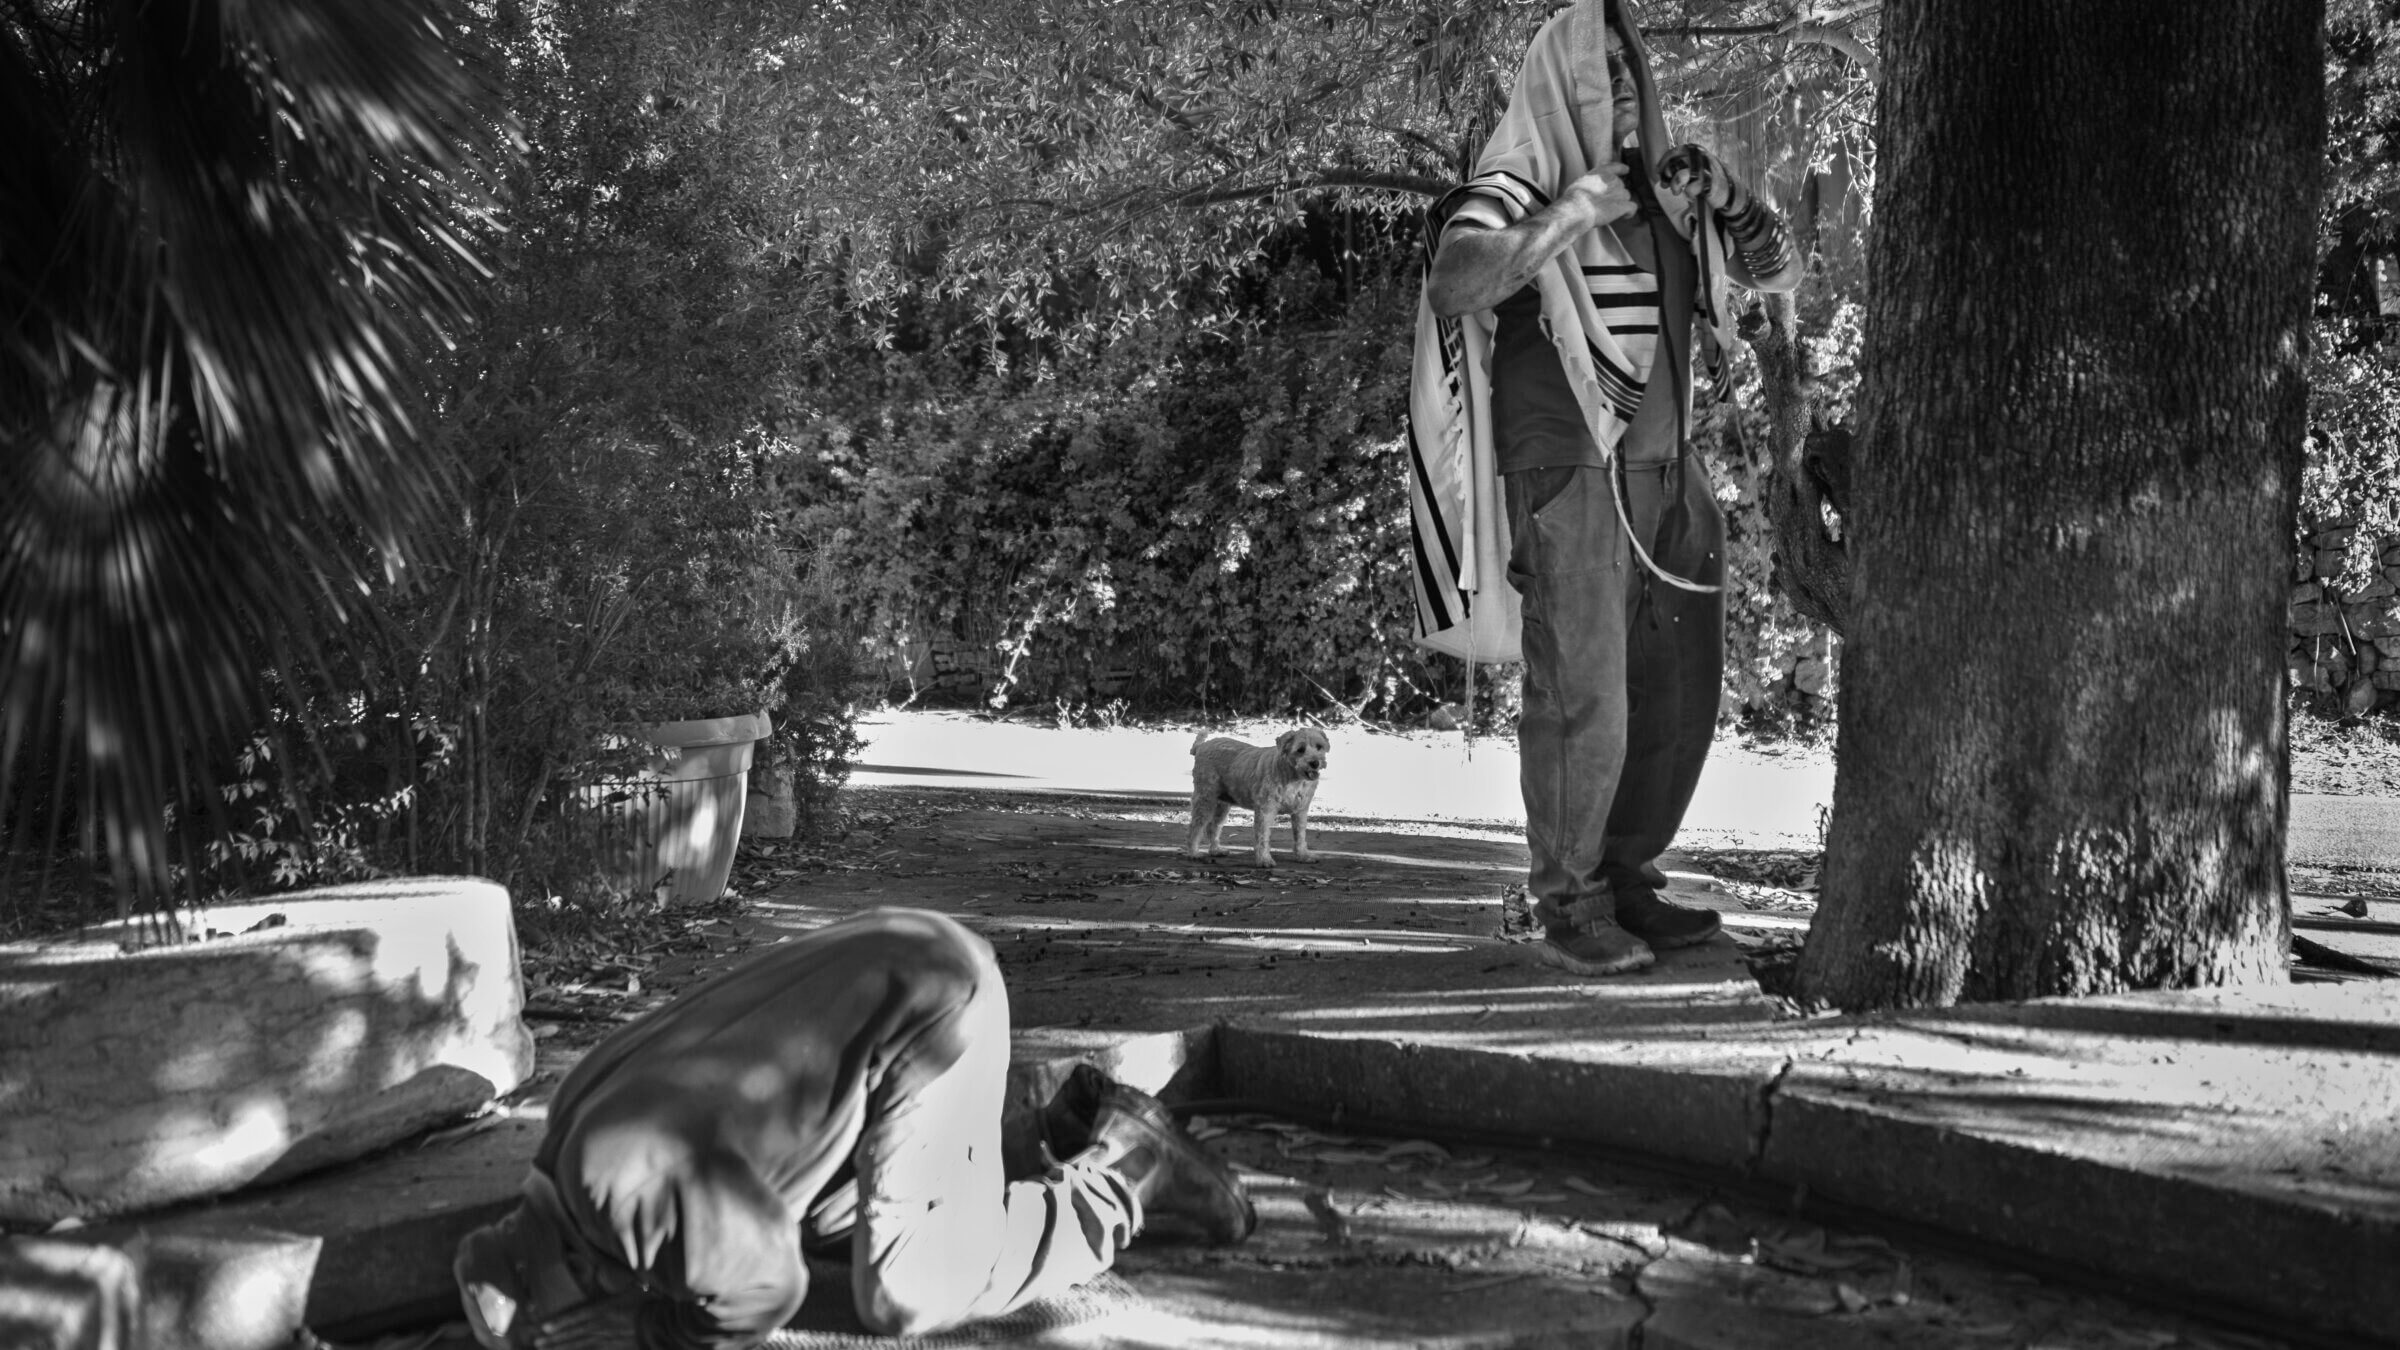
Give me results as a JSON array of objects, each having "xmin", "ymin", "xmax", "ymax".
[
  {"xmin": 1717, "ymin": 183, "xmax": 1805, "ymax": 294},
  {"xmin": 1427, "ymin": 186, "xmax": 1625, "ymax": 318}
]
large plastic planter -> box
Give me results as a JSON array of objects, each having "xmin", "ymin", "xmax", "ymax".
[
  {"xmin": 0, "ymin": 877, "xmax": 535, "ymax": 1225},
  {"xmin": 576, "ymin": 712, "xmax": 770, "ymax": 906}
]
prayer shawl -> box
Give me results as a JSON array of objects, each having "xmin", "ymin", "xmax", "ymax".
[{"xmin": 1405, "ymin": 0, "xmax": 1741, "ymax": 667}]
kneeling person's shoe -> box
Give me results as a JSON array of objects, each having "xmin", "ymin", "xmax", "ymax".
[
  {"xmin": 1084, "ymin": 1080, "xmax": 1257, "ymax": 1243},
  {"xmin": 1614, "ymin": 887, "xmax": 1722, "ymax": 949}
]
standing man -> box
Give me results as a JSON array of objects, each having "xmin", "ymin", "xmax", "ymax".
[
  {"xmin": 453, "ymin": 908, "xmax": 1254, "ymax": 1348},
  {"xmin": 1424, "ymin": 0, "xmax": 1803, "ymax": 975}
]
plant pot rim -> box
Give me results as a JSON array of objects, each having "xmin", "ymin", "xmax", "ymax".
[{"xmin": 636, "ymin": 711, "xmax": 773, "ymax": 749}]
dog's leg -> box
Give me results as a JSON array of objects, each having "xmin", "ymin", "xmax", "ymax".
[
  {"xmin": 1291, "ymin": 797, "xmax": 1315, "ymax": 863},
  {"xmin": 1252, "ymin": 803, "xmax": 1278, "ymax": 868},
  {"xmin": 1185, "ymin": 786, "xmax": 1215, "ymax": 859},
  {"xmin": 1203, "ymin": 800, "xmax": 1230, "ymax": 859}
]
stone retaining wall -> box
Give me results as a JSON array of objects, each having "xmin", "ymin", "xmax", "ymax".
[{"xmin": 2289, "ymin": 520, "xmax": 2400, "ymax": 716}]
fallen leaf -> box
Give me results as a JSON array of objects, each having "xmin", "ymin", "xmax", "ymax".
[
  {"xmin": 1560, "ymin": 1176, "xmax": 1615, "ymax": 1198},
  {"xmin": 1833, "ymin": 1283, "xmax": 1871, "ymax": 1313}
]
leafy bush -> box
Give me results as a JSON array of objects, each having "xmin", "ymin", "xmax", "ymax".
[
  {"xmin": 179, "ymin": 0, "xmax": 863, "ymax": 912},
  {"xmin": 788, "ymin": 223, "xmax": 1470, "ymax": 722}
]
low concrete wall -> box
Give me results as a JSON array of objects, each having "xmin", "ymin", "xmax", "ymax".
[{"xmin": 0, "ymin": 878, "xmax": 535, "ymax": 1225}]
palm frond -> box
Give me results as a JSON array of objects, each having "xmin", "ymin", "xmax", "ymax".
[{"xmin": 0, "ymin": 0, "xmax": 515, "ymax": 917}]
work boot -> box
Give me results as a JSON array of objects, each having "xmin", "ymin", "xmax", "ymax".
[
  {"xmin": 1532, "ymin": 895, "xmax": 1655, "ymax": 976},
  {"xmin": 1613, "ymin": 886, "xmax": 1723, "ymax": 950},
  {"xmin": 1078, "ymin": 1076, "xmax": 1257, "ymax": 1244}
]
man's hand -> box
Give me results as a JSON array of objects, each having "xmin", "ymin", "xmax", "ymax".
[
  {"xmin": 1426, "ymin": 163, "xmax": 1636, "ymax": 318},
  {"xmin": 532, "ymin": 1296, "xmax": 644, "ymax": 1350},
  {"xmin": 1561, "ymin": 162, "xmax": 1639, "ymax": 229},
  {"xmin": 1659, "ymin": 143, "xmax": 1736, "ymax": 212}
]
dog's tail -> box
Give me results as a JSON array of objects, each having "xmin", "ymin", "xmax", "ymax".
[{"xmin": 1191, "ymin": 731, "xmax": 1208, "ymax": 756}]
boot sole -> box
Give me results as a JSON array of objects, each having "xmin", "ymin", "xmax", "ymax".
[{"xmin": 1529, "ymin": 938, "xmax": 1655, "ymax": 976}]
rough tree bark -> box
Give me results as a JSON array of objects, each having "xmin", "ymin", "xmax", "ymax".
[{"xmin": 1794, "ymin": 0, "xmax": 2322, "ymax": 1009}]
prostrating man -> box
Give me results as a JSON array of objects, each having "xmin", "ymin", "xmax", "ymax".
[
  {"xmin": 1423, "ymin": 0, "xmax": 1804, "ymax": 975},
  {"xmin": 454, "ymin": 907, "xmax": 1253, "ymax": 1348}
]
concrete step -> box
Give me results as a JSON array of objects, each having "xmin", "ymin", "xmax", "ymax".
[{"xmin": 1217, "ymin": 978, "xmax": 2400, "ymax": 1348}]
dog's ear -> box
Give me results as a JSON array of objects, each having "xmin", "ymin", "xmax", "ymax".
[{"xmin": 1276, "ymin": 729, "xmax": 1303, "ymax": 755}]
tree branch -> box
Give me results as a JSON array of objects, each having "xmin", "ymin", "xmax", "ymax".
[
  {"xmin": 1737, "ymin": 291, "xmax": 1852, "ymax": 633},
  {"xmin": 1649, "ymin": 10, "xmax": 1881, "ymax": 85},
  {"xmin": 1162, "ymin": 169, "xmax": 1453, "ymax": 207}
]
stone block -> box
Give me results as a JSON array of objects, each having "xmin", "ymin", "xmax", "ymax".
[
  {"xmin": 1793, "ymin": 656, "xmax": 1830, "ymax": 696},
  {"xmin": 0, "ymin": 1227, "xmax": 318, "ymax": 1350},
  {"xmin": 2374, "ymin": 670, "xmax": 2400, "ymax": 691},
  {"xmin": 2317, "ymin": 548, "xmax": 2350, "ymax": 579},
  {"xmin": 2379, "ymin": 636, "xmax": 2400, "ymax": 659},
  {"xmin": 2350, "ymin": 676, "xmax": 2381, "ymax": 717},
  {"xmin": 2290, "ymin": 581, "xmax": 2323, "ymax": 605},
  {"xmin": 0, "ymin": 1237, "xmax": 140, "ymax": 1350},
  {"xmin": 2289, "ymin": 601, "xmax": 2345, "ymax": 637},
  {"xmin": 744, "ymin": 763, "xmax": 798, "ymax": 839},
  {"xmin": 136, "ymin": 1228, "xmax": 319, "ymax": 1350},
  {"xmin": 2349, "ymin": 602, "xmax": 2400, "ymax": 639},
  {"xmin": 2311, "ymin": 523, "xmax": 2358, "ymax": 550},
  {"xmin": 2295, "ymin": 552, "xmax": 2315, "ymax": 582},
  {"xmin": 2352, "ymin": 575, "xmax": 2399, "ymax": 602}
]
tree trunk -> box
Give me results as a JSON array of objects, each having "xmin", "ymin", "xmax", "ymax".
[{"xmin": 1795, "ymin": 0, "xmax": 2321, "ymax": 1009}]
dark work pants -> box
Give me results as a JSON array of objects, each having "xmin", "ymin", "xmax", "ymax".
[{"xmin": 1504, "ymin": 459, "xmax": 1725, "ymax": 929}]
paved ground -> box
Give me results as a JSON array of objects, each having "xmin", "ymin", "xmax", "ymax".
[
  {"xmin": 850, "ymin": 708, "xmax": 2400, "ymax": 867},
  {"xmin": 279, "ymin": 783, "xmax": 2387, "ymax": 1350},
  {"xmin": 58, "ymin": 710, "xmax": 2392, "ymax": 1350},
  {"xmin": 850, "ymin": 709, "xmax": 2400, "ymax": 971},
  {"xmin": 847, "ymin": 711, "xmax": 1838, "ymax": 848},
  {"xmin": 2289, "ymin": 790, "xmax": 2400, "ymax": 870}
]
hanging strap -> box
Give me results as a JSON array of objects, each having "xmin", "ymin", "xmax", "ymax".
[{"xmin": 1613, "ymin": 193, "xmax": 1723, "ymax": 597}]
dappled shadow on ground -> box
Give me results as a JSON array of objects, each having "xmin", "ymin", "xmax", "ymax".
[{"xmin": 729, "ymin": 801, "xmax": 2400, "ymax": 1219}]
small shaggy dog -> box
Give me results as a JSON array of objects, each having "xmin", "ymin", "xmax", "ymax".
[{"xmin": 1184, "ymin": 728, "xmax": 1330, "ymax": 868}]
